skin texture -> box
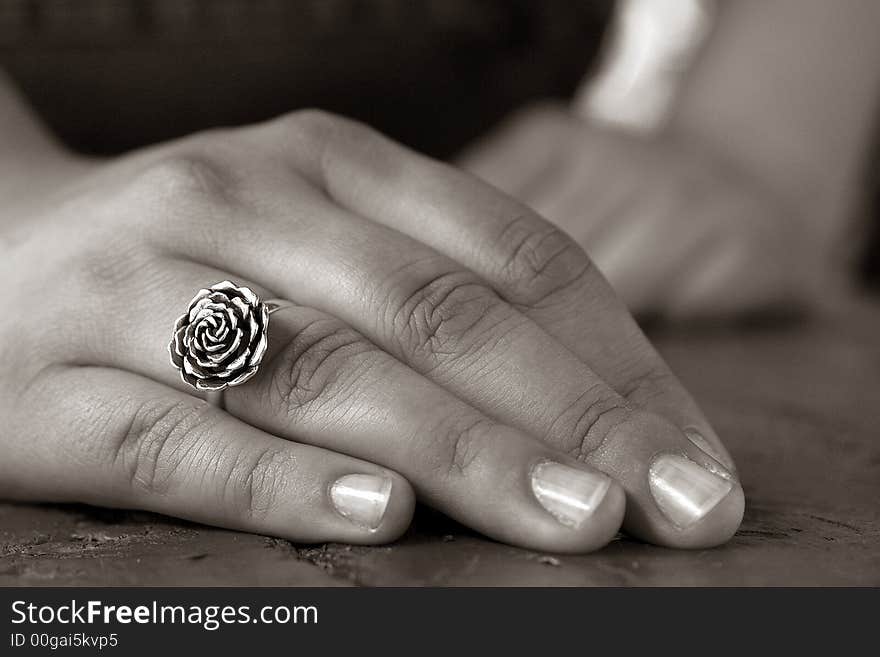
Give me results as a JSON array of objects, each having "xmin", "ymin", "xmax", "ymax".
[
  {"xmin": 0, "ymin": 102, "xmax": 743, "ymax": 552},
  {"xmin": 6, "ymin": 0, "xmax": 876, "ymax": 556}
]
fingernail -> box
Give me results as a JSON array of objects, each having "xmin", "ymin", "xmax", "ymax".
[
  {"xmin": 330, "ymin": 474, "xmax": 392, "ymax": 531},
  {"xmin": 649, "ymin": 454, "xmax": 733, "ymax": 529},
  {"xmin": 684, "ymin": 429, "xmax": 735, "ymax": 480},
  {"xmin": 530, "ymin": 461, "xmax": 611, "ymax": 528}
]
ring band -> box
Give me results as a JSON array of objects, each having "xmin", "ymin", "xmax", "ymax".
[{"xmin": 169, "ymin": 281, "xmax": 287, "ymax": 400}]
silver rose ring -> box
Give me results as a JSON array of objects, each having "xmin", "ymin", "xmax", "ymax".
[{"xmin": 169, "ymin": 281, "xmax": 287, "ymax": 407}]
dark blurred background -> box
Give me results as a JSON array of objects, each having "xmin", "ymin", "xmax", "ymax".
[{"xmin": 1, "ymin": 0, "xmax": 877, "ymax": 288}]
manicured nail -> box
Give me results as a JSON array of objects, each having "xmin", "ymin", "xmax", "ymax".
[
  {"xmin": 530, "ymin": 461, "xmax": 611, "ymax": 528},
  {"xmin": 649, "ymin": 454, "xmax": 733, "ymax": 529},
  {"xmin": 330, "ymin": 474, "xmax": 392, "ymax": 530},
  {"xmin": 684, "ymin": 430, "xmax": 735, "ymax": 480}
]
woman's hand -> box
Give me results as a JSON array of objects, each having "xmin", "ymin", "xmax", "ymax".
[
  {"xmin": 0, "ymin": 110, "xmax": 743, "ymax": 552},
  {"xmin": 460, "ymin": 104, "xmax": 831, "ymax": 320}
]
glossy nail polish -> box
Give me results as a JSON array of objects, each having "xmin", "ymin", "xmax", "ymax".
[
  {"xmin": 649, "ymin": 454, "xmax": 733, "ymax": 529},
  {"xmin": 530, "ymin": 461, "xmax": 611, "ymax": 528},
  {"xmin": 330, "ymin": 474, "xmax": 392, "ymax": 530}
]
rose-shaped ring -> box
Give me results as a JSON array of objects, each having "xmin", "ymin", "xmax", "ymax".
[{"xmin": 169, "ymin": 281, "xmax": 285, "ymax": 402}]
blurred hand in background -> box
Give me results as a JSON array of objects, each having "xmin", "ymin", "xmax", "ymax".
[
  {"xmin": 460, "ymin": 103, "xmax": 824, "ymax": 320},
  {"xmin": 462, "ymin": 0, "xmax": 880, "ymax": 321}
]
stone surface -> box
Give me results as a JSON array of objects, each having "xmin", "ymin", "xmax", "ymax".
[{"xmin": 2, "ymin": 302, "xmax": 878, "ymax": 586}]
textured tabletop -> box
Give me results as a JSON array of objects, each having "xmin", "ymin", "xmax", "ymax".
[{"xmin": 2, "ymin": 302, "xmax": 878, "ymax": 586}]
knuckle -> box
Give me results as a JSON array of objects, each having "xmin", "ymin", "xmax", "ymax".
[
  {"xmin": 274, "ymin": 109, "xmax": 380, "ymax": 178},
  {"xmin": 618, "ymin": 366, "xmax": 679, "ymax": 405},
  {"xmin": 274, "ymin": 108, "xmax": 373, "ymax": 153},
  {"xmin": 281, "ymin": 108, "xmax": 340, "ymax": 133},
  {"xmin": 549, "ymin": 386, "xmax": 631, "ymax": 461},
  {"xmin": 271, "ymin": 318, "xmax": 382, "ymax": 418},
  {"xmin": 234, "ymin": 447, "xmax": 294, "ymax": 522},
  {"xmin": 445, "ymin": 419, "xmax": 493, "ymax": 476},
  {"xmin": 127, "ymin": 153, "xmax": 230, "ymax": 207},
  {"xmin": 494, "ymin": 213, "xmax": 594, "ymax": 306},
  {"xmin": 113, "ymin": 397, "xmax": 217, "ymax": 496},
  {"xmin": 425, "ymin": 417, "xmax": 496, "ymax": 479},
  {"xmin": 389, "ymin": 271, "xmax": 509, "ymax": 367},
  {"xmin": 114, "ymin": 151, "xmax": 240, "ymax": 255}
]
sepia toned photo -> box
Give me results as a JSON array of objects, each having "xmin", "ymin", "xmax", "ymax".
[{"xmin": 0, "ymin": 0, "xmax": 877, "ymax": 606}]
